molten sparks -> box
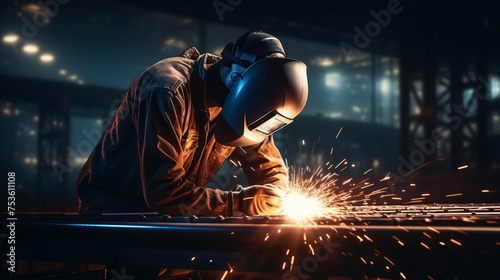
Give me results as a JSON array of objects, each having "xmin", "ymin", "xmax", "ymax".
[
  {"xmin": 280, "ymin": 166, "xmax": 347, "ymax": 221},
  {"xmin": 450, "ymin": 239, "xmax": 462, "ymax": 246},
  {"xmin": 308, "ymin": 244, "xmax": 315, "ymax": 255},
  {"xmin": 281, "ymin": 191, "xmax": 325, "ymax": 221},
  {"xmin": 336, "ymin": 127, "xmax": 343, "ymax": 139},
  {"xmin": 446, "ymin": 193, "xmax": 463, "ymax": 197},
  {"xmin": 420, "ymin": 242, "xmax": 430, "ymax": 250}
]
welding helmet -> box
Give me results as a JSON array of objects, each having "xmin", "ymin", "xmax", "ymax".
[
  {"xmin": 215, "ymin": 57, "xmax": 308, "ymax": 147},
  {"xmin": 220, "ymin": 30, "xmax": 287, "ymax": 90}
]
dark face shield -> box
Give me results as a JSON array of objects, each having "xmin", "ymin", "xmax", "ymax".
[
  {"xmin": 215, "ymin": 58, "xmax": 308, "ymax": 147},
  {"xmin": 247, "ymin": 110, "xmax": 292, "ymax": 135}
]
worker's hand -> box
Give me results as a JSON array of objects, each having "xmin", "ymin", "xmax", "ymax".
[{"xmin": 232, "ymin": 184, "xmax": 285, "ymax": 216}]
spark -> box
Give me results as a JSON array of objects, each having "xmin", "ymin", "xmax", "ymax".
[
  {"xmin": 380, "ymin": 173, "xmax": 391, "ymax": 181},
  {"xmin": 400, "ymin": 272, "xmax": 407, "ymax": 279},
  {"xmin": 457, "ymin": 165, "xmax": 468, "ymax": 170},
  {"xmin": 422, "ymin": 232, "xmax": 432, "ymax": 239},
  {"xmin": 280, "ymin": 166, "xmax": 348, "ymax": 221},
  {"xmin": 336, "ymin": 127, "xmax": 343, "ymax": 139},
  {"xmin": 481, "ymin": 189, "xmax": 490, "ymax": 193},
  {"xmin": 363, "ymin": 168, "xmax": 372, "ymax": 174},
  {"xmin": 282, "ymin": 193, "xmax": 319, "ymax": 221},
  {"xmin": 383, "ymin": 256, "xmax": 395, "ymax": 266},
  {"xmin": 439, "ymin": 242, "xmax": 446, "ymax": 246},
  {"xmin": 410, "ymin": 183, "xmax": 416, "ymax": 187},
  {"xmin": 191, "ymin": 256, "xmax": 196, "ymax": 261},
  {"xmin": 226, "ymin": 262, "xmax": 234, "ymax": 273},
  {"xmin": 428, "ymin": 227, "xmax": 440, "ymax": 234},
  {"xmin": 308, "ymin": 244, "xmax": 315, "ymax": 255},
  {"xmin": 286, "ymin": 249, "xmax": 290, "ymax": 255},
  {"xmin": 282, "ymin": 262, "xmax": 286, "ymax": 270},
  {"xmin": 220, "ymin": 271, "xmax": 228, "ymax": 280},
  {"xmin": 392, "ymin": 236, "xmax": 404, "ymax": 246},
  {"xmin": 363, "ymin": 235, "xmax": 373, "ymax": 242},
  {"xmin": 361, "ymin": 183, "xmax": 374, "ymax": 189},
  {"xmin": 420, "ymin": 242, "xmax": 430, "ymax": 250},
  {"xmin": 335, "ymin": 159, "xmax": 346, "ymax": 169},
  {"xmin": 446, "ymin": 193, "xmax": 463, "ymax": 197},
  {"xmin": 450, "ymin": 239, "xmax": 462, "ymax": 246},
  {"xmin": 342, "ymin": 178, "xmax": 353, "ymax": 185}
]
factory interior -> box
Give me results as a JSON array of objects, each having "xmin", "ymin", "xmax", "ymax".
[{"xmin": 1, "ymin": 0, "xmax": 500, "ymax": 279}]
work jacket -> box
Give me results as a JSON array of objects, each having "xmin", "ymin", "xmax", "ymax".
[{"xmin": 76, "ymin": 47, "xmax": 288, "ymax": 216}]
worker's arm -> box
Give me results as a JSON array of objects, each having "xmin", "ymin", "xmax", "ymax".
[
  {"xmin": 231, "ymin": 136, "xmax": 289, "ymax": 191},
  {"xmin": 131, "ymin": 85, "xmax": 230, "ymax": 216}
]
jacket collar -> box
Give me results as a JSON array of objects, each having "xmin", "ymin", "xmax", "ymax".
[{"xmin": 188, "ymin": 48, "xmax": 221, "ymax": 112}]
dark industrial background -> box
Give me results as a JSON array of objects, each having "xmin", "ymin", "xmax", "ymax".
[{"xmin": 0, "ymin": 0, "xmax": 499, "ymax": 211}]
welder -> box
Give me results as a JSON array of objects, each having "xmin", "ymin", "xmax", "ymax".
[{"xmin": 76, "ymin": 30, "xmax": 308, "ymax": 218}]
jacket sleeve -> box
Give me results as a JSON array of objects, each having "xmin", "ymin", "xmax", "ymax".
[
  {"xmin": 131, "ymin": 86, "xmax": 230, "ymax": 216},
  {"xmin": 230, "ymin": 136, "xmax": 289, "ymax": 191}
]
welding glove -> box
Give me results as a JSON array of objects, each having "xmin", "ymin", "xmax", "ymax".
[{"xmin": 231, "ymin": 184, "xmax": 285, "ymax": 216}]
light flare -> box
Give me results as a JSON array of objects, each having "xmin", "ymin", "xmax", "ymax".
[{"xmin": 279, "ymin": 166, "xmax": 347, "ymax": 222}]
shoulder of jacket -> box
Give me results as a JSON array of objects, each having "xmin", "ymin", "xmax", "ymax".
[{"xmin": 137, "ymin": 48, "xmax": 202, "ymax": 94}]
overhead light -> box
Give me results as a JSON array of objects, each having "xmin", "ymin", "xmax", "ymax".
[
  {"xmin": 3, "ymin": 34, "xmax": 19, "ymax": 44},
  {"xmin": 325, "ymin": 72, "xmax": 341, "ymax": 88},
  {"xmin": 22, "ymin": 44, "xmax": 39, "ymax": 54},
  {"xmin": 311, "ymin": 56, "xmax": 334, "ymax": 67},
  {"xmin": 380, "ymin": 78, "xmax": 390, "ymax": 94},
  {"xmin": 40, "ymin": 53, "xmax": 54, "ymax": 63},
  {"xmin": 68, "ymin": 75, "xmax": 78, "ymax": 80},
  {"xmin": 59, "ymin": 69, "xmax": 67, "ymax": 75},
  {"xmin": 22, "ymin": 3, "xmax": 43, "ymax": 14},
  {"xmin": 2, "ymin": 107, "xmax": 11, "ymax": 116},
  {"xmin": 164, "ymin": 38, "xmax": 186, "ymax": 49}
]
